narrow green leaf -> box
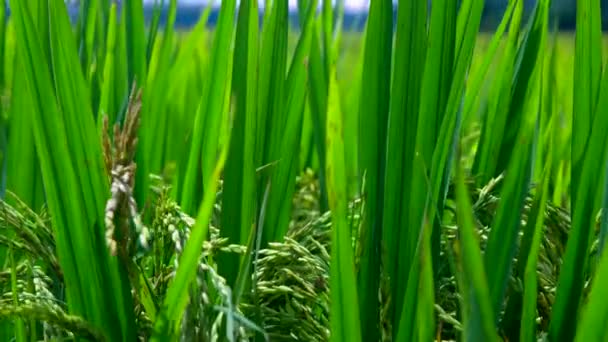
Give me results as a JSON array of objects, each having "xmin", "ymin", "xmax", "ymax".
[
  {"xmin": 473, "ymin": 0, "xmax": 524, "ymax": 184},
  {"xmin": 125, "ymin": 0, "xmax": 147, "ymax": 86},
  {"xmin": 181, "ymin": 0, "xmax": 236, "ymax": 214},
  {"xmin": 383, "ymin": 0, "xmax": 427, "ymax": 327},
  {"xmin": 6, "ymin": 63, "xmax": 43, "ymax": 209},
  {"xmin": 455, "ymin": 161, "xmax": 499, "ymax": 342},
  {"xmin": 417, "ymin": 0, "xmax": 456, "ymax": 164},
  {"xmin": 262, "ymin": 1, "xmax": 315, "ymax": 246},
  {"xmin": 415, "ymin": 219, "xmax": 435, "ymax": 342},
  {"xmin": 550, "ymin": 32, "xmax": 608, "ymax": 342},
  {"xmin": 575, "ymin": 231, "xmax": 608, "ymax": 342},
  {"xmin": 135, "ymin": 0, "xmax": 177, "ymax": 203},
  {"xmin": 571, "ymin": 0, "xmax": 603, "ymax": 202},
  {"xmin": 483, "ymin": 63, "xmax": 539, "ymax": 324},
  {"xmin": 356, "ymin": 1, "xmax": 392, "ymax": 338},
  {"xmin": 461, "ymin": 0, "xmax": 517, "ymax": 124},
  {"xmin": 307, "ymin": 21, "xmax": 329, "ymax": 211},
  {"xmin": 519, "ymin": 164, "xmax": 551, "ymax": 342},
  {"xmin": 220, "ymin": 0, "xmax": 259, "ymax": 288},
  {"xmin": 146, "ymin": 0, "xmax": 166, "ymax": 63},
  {"xmin": 494, "ymin": 0, "xmax": 551, "ymax": 176},
  {"xmin": 326, "ymin": 65, "xmax": 361, "ymax": 342},
  {"xmin": 153, "ymin": 118, "xmax": 231, "ymax": 341},
  {"xmin": 256, "ymin": 0, "xmax": 288, "ymax": 170},
  {"xmin": 9, "ymin": 1, "xmax": 136, "ymax": 339},
  {"xmin": 0, "ymin": 0, "xmax": 6, "ymax": 89},
  {"xmin": 97, "ymin": 4, "xmax": 117, "ymax": 124}
]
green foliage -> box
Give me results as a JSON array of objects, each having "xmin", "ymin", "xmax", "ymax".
[{"xmin": 2, "ymin": 1, "xmax": 608, "ymax": 341}]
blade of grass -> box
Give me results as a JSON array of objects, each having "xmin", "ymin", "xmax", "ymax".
[
  {"xmin": 152, "ymin": 135, "xmax": 230, "ymax": 340},
  {"xmin": 483, "ymin": 61, "xmax": 539, "ymax": 325},
  {"xmin": 125, "ymin": 0, "xmax": 147, "ymax": 87},
  {"xmin": 326, "ymin": 65, "xmax": 361, "ymax": 342},
  {"xmin": 97, "ymin": 3, "xmax": 117, "ymax": 125},
  {"xmin": 220, "ymin": 0, "xmax": 259, "ymax": 288},
  {"xmin": 166, "ymin": 3, "xmax": 212, "ymax": 200},
  {"xmin": 415, "ymin": 218, "xmax": 435, "ymax": 342},
  {"xmin": 50, "ymin": 0, "xmax": 136, "ymax": 338},
  {"xmin": 417, "ymin": 0, "xmax": 456, "ymax": 164},
  {"xmin": 571, "ymin": 0, "xmax": 602, "ymax": 203},
  {"xmin": 483, "ymin": 0, "xmax": 548, "ymax": 323},
  {"xmin": 494, "ymin": 0, "xmax": 551, "ymax": 177},
  {"xmin": 519, "ymin": 161, "xmax": 551, "ymax": 342},
  {"xmin": 356, "ymin": 1, "xmax": 392, "ymax": 338},
  {"xmin": 409, "ymin": 0, "xmax": 485, "ymax": 298},
  {"xmin": 146, "ymin": 0, "xmax": 165, "ymax": 63},
  {"xmin": 462, "ymin": 0, "xmax": 517, "ymax": 125},
  {"xmin": 394, "ymin": 203, "xmax": 435, "ymax": 342},
  {"xmin": 550, "ymin": 35, "xmax": 608, "ymax": 342},
  {"xmin": 10, "ymin": 1, "xmax": 136, "ymax": 339},
  {"xmin": 575, "ymin": 223, "xmax": 608, "ymax": 342},
  {"xmin": 406, "ymin": 0, "xmax": 465, "ymax": 294},
  {"xmin": 181, "ymin": 0, "xmax": 236, "ymax": 214},
  {"xmin": 5, "ymin": 62, "xmax": 43, "ymax": 209},
  {"xmin": 383, "ymin": 0, "xmax": 427, "ymax": 328},
  {"xmin": 256, "ymin": 0, "xmax": 288, "ymax": 170},
  {"xmin": 472, "ymin": 0, "xmax": 524, "ymax": 184},
  {"xmin": 322, "ymin": 0, "xmax": 333, "ymax": 76},
  {"xmin": 455, "ymin": 158, "xmax": 499, "ymax": 342},
  {"xmin": 307, "ymin": 20, "xmax": 329, "ymax": 211},
  {"xmin": 261, "ymin": 2, "xmax": 315, "ymax": 243},
  {"xmin": 0, "ymin": 0, "xmax": 5, "ymax": 90},
  {"xmin": 135, "ymin": 0, "xmax": 177, "ymax": 204}
]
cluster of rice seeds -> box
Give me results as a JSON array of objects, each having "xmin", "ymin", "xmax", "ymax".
[
  {"xmin": 0, "ymin": 194, "xmax": 60, "ymax": 278},
  {"xmin": 0, "ymin": 303, "xmax": 104, "ymax": 341},
  {"xmin": 102, "ymin": 84, "xmax": 150, "ymax": 260},
  {"xmin": 437, "ymin": 175, "xmax": 581, "ymax": 339},
  {"xmin": 244, "ymin": 170, "xmax": 374, "ymax": 341},
  {"xmin": 0, "ymin": 263, "xmax": 102, "ymax": 341},
  {"xmin": 244, "ymin": 211, "xmax": 331, "ymax": 341},
  {"xmin": 148, "ymin": 187, "xmax": 248, "ymax": 341}
]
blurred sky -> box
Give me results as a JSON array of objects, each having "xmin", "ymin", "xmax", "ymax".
[{"xmin": 142, "ymin": 0, "xmax": 371, "ymax": 11}]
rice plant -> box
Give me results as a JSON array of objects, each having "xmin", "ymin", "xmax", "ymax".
[{"xmin": 0, "ymin": 0, "xmax": 607, "ymax": 341}]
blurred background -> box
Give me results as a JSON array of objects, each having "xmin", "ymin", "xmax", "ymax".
[{"xmin": 8, "ymin": 0, "xmax": 591, "ymax": 31}]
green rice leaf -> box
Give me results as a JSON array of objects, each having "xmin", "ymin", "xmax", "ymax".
[
  {"xmin": 326, "ymin": 65, "xmax": 362, "ymax": 342},
  {"xmin": 472, "ymin": 0, "xmax": 524, "ymax": 184},
  {"xmin": 9, "ymin": 0, "xmax": 135, "ymax": 339},
  {"xmin": 152, "ymin": 113, "xmax": 231, "ymax": 341},
  {"xmin": 256, "ymin": 0, "xmax": 288, "ymax": 171},
  {"xmin": 261, "ymin": 0, "xmax": 314, "ymax": 245},
  {"xmin": 455, "ymin": 159, "xmax": 499, "ymax": 342},
  {"xmin": 483, "ymin": 0, "xmax": 548, "ymax": 322},
  {"xmin": 571, "ymin": 0, "xmax": 603, "ymax": 201},
  {"xmin": 462, "ymin": 0, "xmax": 517, "ymax": 124},
  {"xmin": 181, "ymin": 0, "xmax": 236, "ymax": 214},
  {"xmin": 519, "ymin": 162, "xmax": 551, "ymax": 342},
  {"xmin": 97, "ymin": 4, "xmax": 117, "ymax": 125},
  {"xmin": 220, "ymin": 0, "xmax": 259, "ymax": 288},
  {"xmin": 550, "ymin": 20, "xmax": 608, "ymax": 342},
  {"xmin": 125, "ymin": 0, "xmax": 147, "ymax": 87},
  {"xmin": 383, "ymin": 0, "xmax": 427, "ymax": 327},
  {"xmin": 575, "ymin": 231, "xmax": 608, "ymax": 342},
  {"xmin": 356, "ymin": 1, "xmax": 392, "ymax": 339},
  {"xmin": 307, "ymin": 21, "xmax": 329, "ymax": 211},
  {"xmin": 494, "ymin": 0, "xmax": 550, "ymax": 176}
]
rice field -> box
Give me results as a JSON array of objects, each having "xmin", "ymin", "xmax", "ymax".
[{"xmin": 0, "ymin": 0, "xmax": 607, "ymax": 341}]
